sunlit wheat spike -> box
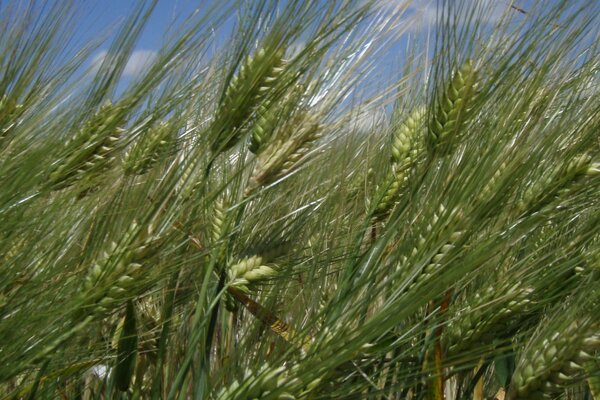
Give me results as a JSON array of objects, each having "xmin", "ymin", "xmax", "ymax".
[
  {"xmin": 249, "ymin": 102, "xmax": 276, "ymax": 154},
  {"xmin": 123, "ymin": 122, "xmax": 174, "ymax": 175},
  {"xmin": 78, "ymin": 221, "xmax": 159, "ymax": 318},
  {"xmin": 391, "ymin": 107, "xmax": 425, "ymax": 164},
  {"xmin": 478, "ymin": 160, "xmax": 508, "ymax": 205},
  {"xmin": 445, "ymin": 283, "xmax": 534, "ymax": 355},
  {"xmin": 215, "ymin": 362, "xmax": 321, "ymax": 400},
  {"xmin": 227, "ymin": 255, "xmax": 277, "ymax": 294},
  {"xmin": 249, "ymin": 89, "xmax": 299, "ymax": 155},
  {"xmin": 429, "ymin": 59, "xmax": 477, "ymax": 154},
  {"xmin": 215, "ymin": 364, "xmax": 288, "ymax": 400},
  {"xmin": 373, "ymin": 107, "xmax": 425, "ymax": 221},
  {"xmin": 518, "ymin": 153, "xmax": 598, "ymax": 213},
  {"xmin": 401, "ymin": 206, "xmax": 464, "ymax": 290},
  {"xmin": 410, "ymin": 229, "xmax": 464, "ymax": 289},
  {"xmin": 509, "ymin": 319, "xmax": 600, "ymax": 400},
  {"xmin": 209, "ymin": 198, "xmax": 227, "ymax": 244},
  {"xmin": 48, "ymin": 102, "xmax": 125, "ymax": 190},
  {"xmin": 586, "ymin": 359, "xmax": 600, "ymax": 399},
  {"xmin": 246, "ymin": 113, "xmax": 321, "ymax": 195},
  {"xmin": 211, "ymin": 45, "xmax": 286, "ymax": 155},
  {"xmin": 372, "ymin": 167, "xmax": 405, "ymax": 221}
]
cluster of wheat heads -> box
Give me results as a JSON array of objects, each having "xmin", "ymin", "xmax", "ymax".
[{"xmin": 1, "ymin": 0, "xmax": 600, "ymax": 399}]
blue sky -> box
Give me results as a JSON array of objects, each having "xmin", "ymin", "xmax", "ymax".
[
  {"xmin": 77, "ymin": 1, "xmax": 206, "ymax": 78},
  {"xmin": 75, "ymin": 0, "xmax": 555, "ymax": 78},
  {"xmin": 42, "ymin": 0, "xmax": 591, "ymax": 99}
]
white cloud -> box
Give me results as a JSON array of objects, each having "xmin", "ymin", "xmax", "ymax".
[
  {"xmin": 407, "ymin": 1, "xmax": 438, "ymax": 31},
  {"xmin": 351, "ymin": 108, "xmax": 388, "ymax": 133},
  {"xmin": 375, "ymin": 0, "xmax": 510, "ymax": 32},
  {"xmin": 90, "ymin": 50, "xmax": 108, "ymax": 73},
  {"xmin": 90, "ymin": 49, "xmax": 158, "ymax": 78},
  {"xmin": 123, "ymin": 50, "xmax": 157, "ymax": 76}
]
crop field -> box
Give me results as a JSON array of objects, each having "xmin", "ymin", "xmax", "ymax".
[{"xmin": 0, "ymin": 0, "xmax": 599, "ymax": 399}]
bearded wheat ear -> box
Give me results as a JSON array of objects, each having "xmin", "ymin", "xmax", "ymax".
[
  {"xmin": 211, "ymin": 45, "xmax": 286, "ymax": 155},
  {"xmin": 176, "ymin": 157, "xmax": 201, "ymax": 201},
  {"xmin": 246, "ymin": 111, "xmax": 321, "ymax": 195},
  {"xmin": 399, "ymin": 205, "xmax": 465, "ymax": 290},
  {"xmin": 445, "ymin": 283, "xmax": 534, "ymax": 356},
  {"xmin": 428, "ymin": 60, "xmax": 478, "ymax": 155},
  {"xmin": 209, "ymin": 198, "xmax": 227, "ymax": 244},
  {"xmin": 215, "ymin": 364, "xmax": 290, "ymax": 400},
  {"xmin": 48, "ymin": 102, "xmax": 125, "ymax": 190},
  {"xmin": 78, "ymin": 221, "xmax": 160, "ymax": 318},
  {"xmin": 216, "ymin": 362, "xmax": 321, "ymax": 400},
  {"xmin": 518, "ymin": 154, "xmax": 598, "ymax": 214},
  {"xmin": 249, "ymin": 86, "xmax": 300, "ymax": 155},
  {"xmin": 373, "ymin": 107, "xmax": 425, "ymax": 221},
  {"xmin": 509, "ymin": 321, "xmax": 600, "ymax": 400},
  {"xmin": 123, "ymin": 122, "xmax": 174, "ymax": 175},
  {"xmin": 476, "ymin": 159, "xmax": 516, "ymax": 208},
  {"xmin": 249, "ymin": 102, "xmax": 276, "ymax": 154},
  {"xmin": 211, "ymin": 198, "xmax": 236, "ymax": 311},
  {"xmin": 226, "ymin": 255, "xmax": 277, "ymax": 294},
  {"xmin": 586, "ymin": 359, "xmax": 600, "ymax": 399}
]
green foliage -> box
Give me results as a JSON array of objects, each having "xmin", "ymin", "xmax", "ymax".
[{"xmin": 1, "ymin": 1, "xmax": 600, "ymax": 399}]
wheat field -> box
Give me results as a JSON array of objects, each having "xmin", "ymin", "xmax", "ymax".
[{"xmin": 1, "ymin": 0, "xmax": 599, "ymax": 399}]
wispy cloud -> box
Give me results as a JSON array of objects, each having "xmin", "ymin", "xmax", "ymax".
[
  {"xmin": 375, "ymin": 0, "xmax": 511, "ymax": 32},
  {"xmin": 350, "ymin": 108, "xmax": 388, "ymax": 133},
  {"xmin": 90, "ymin": 49, "xmax": 158, "ymax": 77}
]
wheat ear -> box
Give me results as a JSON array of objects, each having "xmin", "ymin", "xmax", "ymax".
[
  {"xmin": 123, "ymin": 122, "xmax": 174, "ymax": 175},
  {"xmin": 48, "ymin": 102, "xmax": 124, "ymax": 190},
  {"xmin": 216, "ymin": 362, "xmax": 322, "ymax": 400},
  {"xmin": 429, "ymin": 60, "xmax": 477, "ymax": 155},
  {"xmin": 445, "ymin": 283, "xmax": 534, "ymax": 355},
  {"xmin": 227, "ymin": 255, "xmax": 277, "ymax": 294},
  {"xmin": 509, "ymin": 320, "xmax": 600, "ymax": 400},
  {"xmin": 401, "ymin": 205, "xmax": 464, "ymax": 290},
  {"xmin": 215, "ymin": 364, "xmax": 291, "ymax": 400},
  {"xmin": 211, "ymin": 46, "xmax": 286, "ymax": 155},
  {"xmin": 78, "ymin": 222, "xmax": 160, "ymax": 317},
  {"xmin": 374, "ymin": 107, "xmax": 425, "ymax": 221},
  {"xmin": 246, "ymin": 112, "xmax": 321, "ymax": 195},
  {"xmin": 518, "ymin": 154, "xmax": 598, "ymax": 213},
  {"xmin": 209, "ymin": 198, "xmax": 227, "ymax": 244}
]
